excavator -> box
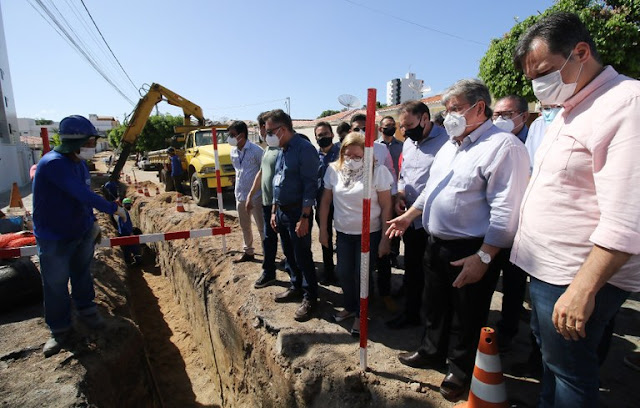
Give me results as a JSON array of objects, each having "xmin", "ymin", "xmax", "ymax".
[{"xmin": 109, "ymin": 83, "xmax": 206, "ymax": 183}]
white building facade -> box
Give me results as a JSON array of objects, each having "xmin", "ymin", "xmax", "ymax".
[
  {"xmin": 386, "ymin": 72, "xmax": 424, "ymax": 106},
  {"xmin": 0, "ymin": 3, "xmax": 31, "ymax": 193}
]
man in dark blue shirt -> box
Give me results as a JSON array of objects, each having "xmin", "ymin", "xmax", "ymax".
[
  {"xmin": 117, "ymin": 198, "xmax": 142, "ymax": 266},
  {"xmin": 33, "ymin": 115, "xmax": 126, "ymax": 357},
  {"xmin": 267, "ymin": 109, "xmax": 319, "ymax": 321},
  {"xmin": 168, "ymin": 147, "xmax": 184, "ymax": 194},
  {"xmin": 314, "ymin": 121, "xmax": 339, "ymax": 285}
]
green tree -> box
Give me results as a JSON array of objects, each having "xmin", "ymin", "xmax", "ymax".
[
  {"xmin": 35, "ymin": 118, "xmax": 53, "ymax": 125},
  {"xmin": 479, "ymin": 0, "xmax": 640, "ymax": 101},
  {"xmin": 318, "ymin": 109, "xmax": 341, "ymax": 118},
  {"xmin": 50, "ymin": 133, "xmax": 61, "ymax": 147},
  {"xmin": 108, "ymin": 113, "xmax": 185, "ymax": 152}
]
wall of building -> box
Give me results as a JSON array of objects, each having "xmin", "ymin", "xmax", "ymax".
[
  {"xmin": 0, "ymin": 4, "xmax": 19, "ymax": 146},
  {"xmin": 0, "ymin": 143, "xmax": 32, "ymax": 192}
]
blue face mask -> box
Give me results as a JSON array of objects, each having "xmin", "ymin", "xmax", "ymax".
[{"xmin": 542, "ymin": 107, "xmax": 561, "ymax": 124}]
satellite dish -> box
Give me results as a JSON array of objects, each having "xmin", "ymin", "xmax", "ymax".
[
  {"xmin": 338, "ymin": 94, "xmax": 361, "ymax": 109},
  {"xmin": 408, "ymin": 80, "xmax": 432, "ymax": 94}
]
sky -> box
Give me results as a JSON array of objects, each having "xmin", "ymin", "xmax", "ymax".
[{"xmin": 2, "ymin": 0, "xmax": 555, "ymax": 123}]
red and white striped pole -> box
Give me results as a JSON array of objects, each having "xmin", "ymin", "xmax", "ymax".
[
  {"xmin": 211, "ymin": 127, "xmax": 227, "ymax": 253},
  {"xmin": 360, "ymin": 88, "xmax": 376, "ymax": 371},
  {"xmin": 0, "ymin": 226, "xmax": 232, "ymax": 259}
]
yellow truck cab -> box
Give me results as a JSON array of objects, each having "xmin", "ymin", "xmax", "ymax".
[
  {"xmin": 150, "ymin": 127, "xmax": 235, "ymax": 206},
  {"xmin": 184, "ymin": 128, "xmax": 235, "ymax": 205}
]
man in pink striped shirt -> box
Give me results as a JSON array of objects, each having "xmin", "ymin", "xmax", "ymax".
[{"xmin": 511, "ymin": 12, "xmax": 640, "ymax": 407}]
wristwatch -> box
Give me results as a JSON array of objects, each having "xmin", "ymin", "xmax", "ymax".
[{"xmin": 476, "ymin": 250, "xmax": 492, "ymax": 264}]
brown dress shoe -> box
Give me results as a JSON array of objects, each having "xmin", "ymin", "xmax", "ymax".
[
  {"xmin": 274, "ymin": 287, "xmax": 303, "ymax": 303},
  {"xmin": 294, "ymin": 298, "xmax": 315, "ymax": 322},
  {"xmin": 439, "ymin": 372, "xmax": 468, "ymax": 401},
  {"xmin": 233, "ymin": 253, "xmax": 255, "ymax": 263}
]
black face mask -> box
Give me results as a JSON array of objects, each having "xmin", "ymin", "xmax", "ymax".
[
  {"xmin": 317, "ymin": 137, "xmax": 333, "ymax": 148},
  {"xmin": 381, "ymin": 127, "xmax": 396, "ymax": 137},
  {"xmin": 404, "ymin": 119, "xmax": 424, "ymax": 142}
]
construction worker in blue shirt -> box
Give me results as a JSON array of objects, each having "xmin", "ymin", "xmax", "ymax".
[{"xmin": 33, "ymin": 115, "xmax": 127, "ymax": 357}]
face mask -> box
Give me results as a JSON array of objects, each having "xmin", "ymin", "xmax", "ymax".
[
  {"xmin": 344, "ymin": 158, "xmax": 363, "ymax": 171},
  {"xmin": 381, "ymin": 127, "xmax": 396, "ymax": 137},
  {"xmin": 443, "ymin": 103, "xmax": 477, "ymax": 139},
  {"xmin": 404, "ymin": 119, "xmax": 425, "ymax": 142},
  {"xmin": 532, "ymin": 51, "xmax": 582, "ymax": 105},
  {"xmin": 493, "ymin": 117, "xmax": 515, "ymax": 133},
  {"xmin": 78, "ymin": 147, "xmax": 96, "ymax": 160},
  {"xmin": 542, "ymin": 107, "xmax": 561, "ymax": 124},
  {"xmin": 228, "ymin": 136, "xmax": 238, "ymax": 147},
  {"xmin": 317, "ymin": 137, "xmax": 332, "ymax": 148},
  {"xmin": 266, "ymin": 134, "xmax": 280, "ymax": 147}
]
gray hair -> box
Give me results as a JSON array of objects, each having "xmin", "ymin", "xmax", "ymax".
[{"xmin": 442, "ymin": 79, "xmax": 492, "ymax": 119}]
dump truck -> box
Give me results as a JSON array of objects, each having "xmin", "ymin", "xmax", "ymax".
[{"xmin": 148, "ymin": 127, "xmax": 235, "ymax": 206}]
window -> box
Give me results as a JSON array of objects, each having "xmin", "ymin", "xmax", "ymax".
[{"xmin": 4, "ymin": 97, "xmax": 7, "ymax": 107}]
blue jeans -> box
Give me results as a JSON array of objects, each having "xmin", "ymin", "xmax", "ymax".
[
  {"xmin": 276, "ymin": 207, "xmax": 317, "ymax": 300},
  {"xmin": 529, "ymin": 277, "xmax": 629, "ymax": 408},
  {"xmin": 37, "ymin": 228, "xmax": 98, "ymax": 334},
  {"xmin": 336, "ymin": 231, "xmax": 381, "ymax": 316},
  {"xmin": 262, "ymin": 205, "xmax": 279, "ymax": 278}
]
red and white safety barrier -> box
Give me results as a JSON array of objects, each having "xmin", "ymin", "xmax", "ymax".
[
  {"xmin": 0, "ymin": 226, "xmax": 231, "ymax": 259},
  {"xmin": 359, "ymin": 88, "xmax": 376, "ymax": 371},
  {"xmin": 211, "ymin": 127, "xmax": 227, "ymax": 253}
]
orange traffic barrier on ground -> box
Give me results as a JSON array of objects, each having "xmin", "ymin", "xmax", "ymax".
[
  {"xmin": 143, "ymin": 185, "xmax": 150, "ymax": 197},
  {"xmin": 176, "ymin": 193, "xmax": 185, "ymax": 212},
  {"xmin": 455, "ymin": 327, "xmax": 508, "ymax": 408},
  {"xmin": 9, "ymin": 183, "xmax": 24, "ymax": 209},
  {"xmin": 137, "ymin": 182, "xmax": 143, "ymax": 194}
]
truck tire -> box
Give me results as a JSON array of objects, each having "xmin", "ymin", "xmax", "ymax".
[
  {"xmin": 191, "ymin": 172, "xmax": 211, "ymax": 206},
  {"xmin": 162, "ymin": 169, "xmax": 175, "ymax": 191},
  {"xmin": 0, "ymin": 259, "xmax": 43, "ymax": 312}
]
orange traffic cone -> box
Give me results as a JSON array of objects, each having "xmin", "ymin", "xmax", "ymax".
[
  {"xmin": 143, "ymin": 185, "xmax": 150, "ymax": 197},
  {"xmin": 126, "ymin": 175, "xmax": 131, "ymax": 184},
  {"xmin": 155, "ymin": 186, "xmax": 160, "ymax": 195},
  {"xmin": 9, "ymin": 182, "xmax": 24, "ymax": 209},
  {"xmin": 176, "ymin": 193, "xmax": 185, "ymax": 212},
  {"xmin": 455, "ymin": 327, "xmax": 508, "ymax": 408},
  {"xmin": 137, "ymin": 183, "xmax": 143, "ymax": 194}
]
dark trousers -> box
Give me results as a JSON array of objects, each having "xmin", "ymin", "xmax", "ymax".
[
  {"xmin": 314, "ymin": 204, "xmax": 335, "ymax": 275},
  {"xmin": 402, "ymin": 226, "xmax": 428, "ymax": 320},
  {"xmin": 419, "ymin": 236, "xmax": 502, "ymax": 382},
  {"xmin": 172, "ymin": 175, "xmax": 184, "ymax": 194},
  {"xmin": 261, "ymin": 205, "xmax": 279, "ymax": 278},
  {"xmin": 497, "ymin": 248, "xmax": 528, "ymax": 338},
  {"xmin": 277, "ymin": 207, "xmax": 317, "ymax": 300}
]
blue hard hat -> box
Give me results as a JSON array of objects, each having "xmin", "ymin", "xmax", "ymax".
[{"xmin": 59, "ymin": 115, "xmax": 99, "ymax": 138}]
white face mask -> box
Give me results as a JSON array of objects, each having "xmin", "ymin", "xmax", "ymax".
[
  {"xmin": 443, "ymin": 103, "xmax": 477, "ymax": 139},
  {"xmin": 532, "ymin": 51, "xmax": 582, "ymax": 105},
  {"xmin": 228, "ymin": 136, "xmax": 238, "ymax": 147},
  {"xmin": 266, "ymin": 134, "xmax": 280, "ymax": 147},
  {"xmin": 493, "ymin": 116, "xmax": 515, "ymax": 133},
  {"xmin": 344, "ymin": 158, "xmax": 364, "ymax": 171},
  {"xmin": 78, "ymin": 147, "xmax": 96, "ymax": 160}
]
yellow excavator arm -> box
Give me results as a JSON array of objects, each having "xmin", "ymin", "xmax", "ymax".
[{"xmin": 111, "ymin": 83, "xmax": 206, "ymax": 181}]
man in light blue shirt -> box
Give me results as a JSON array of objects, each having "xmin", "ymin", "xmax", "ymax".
[
  {"xmin": 229, "ymin": 120, "xmax": 264, "ymax": 263},
  {"xmin": 386, "ymin": 101, "xmax": 448, "ymax": 329}
]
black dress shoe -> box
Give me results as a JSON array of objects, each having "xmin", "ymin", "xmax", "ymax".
[
  {"xmin": 274, "ymin": 287, "xmax": 303, "ymax": 303},
  {"xmin": 385, "ymin": 314, "xmax": 420, "ymax": 329},
  {"xmin": 398, "ymin": 351, "xmax": 445, "ymax": 369},
  {"xmin": 254, "ymin": 272, "xmax": 276, "ymax": 289},
  {"xmin": 440, "ymin": 372, "xmax": 468, "ymax": 401}
]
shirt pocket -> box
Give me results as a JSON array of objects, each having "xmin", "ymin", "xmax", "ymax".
[{"xmin": 538, "ymin": 133, "xmax": 577, "ymax": 175}]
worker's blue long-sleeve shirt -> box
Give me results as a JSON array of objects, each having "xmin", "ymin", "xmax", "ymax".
[
  {"xmin": 273, "ymin": 134, "xmax": 319, "ymax": 208},
  {"xmin": 33, "ymin": 151, "xmax": 117, "ymax": 240}
]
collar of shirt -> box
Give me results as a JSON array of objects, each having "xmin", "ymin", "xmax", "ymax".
[
  {"xmin": 283, "ymin": 133, "xmax": 303, "ymax": 151},
  {"xmin": 451, "ymin": 119, "xmax": 493, "ymax": 149},
  {"xmin": 515, "ymin": 124, "xmax": 528, "ymax": 144},
  {"xmin": 562, "ymin": 66, "xmax": 617, "ymax": 114}
]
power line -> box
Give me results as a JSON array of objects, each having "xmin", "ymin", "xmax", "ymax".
[
  {"xmin": 79, "ymin": 0, "xmax": 138, "ymax": 92},
  {"xmin": 341, "ymin": 0, "xmax": 487, "ymax": 47},
  {"xmin": 27, "ymin": 0, "xmax": 137, "ymax": 106}
]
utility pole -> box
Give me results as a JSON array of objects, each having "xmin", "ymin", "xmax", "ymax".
[{"xmin": 285, "ymin": 97, "xmax": 290, "ymax": 116}]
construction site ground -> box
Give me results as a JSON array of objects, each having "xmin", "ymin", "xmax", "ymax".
[{"xmin": 0, "ymin": 151, "xmax": 639, "ymax": 407}]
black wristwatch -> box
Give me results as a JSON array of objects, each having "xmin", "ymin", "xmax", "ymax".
[{"xmin": 301, "ymin": 213, "xmax": 310, "ymax": 219}]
